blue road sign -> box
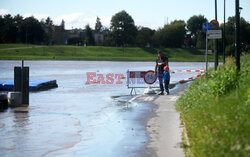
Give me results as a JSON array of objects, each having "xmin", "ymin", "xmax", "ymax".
[{"xmin": 203, "ymin": 22, "xmax": 211, "ymax": 31}]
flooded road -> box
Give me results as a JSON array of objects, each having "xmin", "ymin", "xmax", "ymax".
[{"xmin": 0, "ymin": 61, "xmax": 212, "ymax": 157}]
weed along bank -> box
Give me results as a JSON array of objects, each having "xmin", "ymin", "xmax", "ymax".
[{"xmin": 176, "ymin": 55, "xmax": 250, "ymax": 157}]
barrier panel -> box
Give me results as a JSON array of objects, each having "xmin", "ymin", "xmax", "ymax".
[{"xmin": 126, "ymin": 69, "xmax": 205, "ymax": 95}]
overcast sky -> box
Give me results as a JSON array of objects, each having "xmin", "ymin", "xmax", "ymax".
[{"xmin": 0, "ymin": 0, "xmax": 249, "ymax": 30}]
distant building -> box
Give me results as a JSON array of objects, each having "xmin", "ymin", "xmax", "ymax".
[
  {"xmin": 52, "ymin": 26, "xmax": 67, "ymax": 45},
  {"xmin": 64, "ymin": 28, "xmax": 84, "ymax": 45},
  {"xmin": 49, "ymin": 27, "xmax": 107, "ymax": 46},
  {"xmin": 94, "ymin": 33, "xmax": 104, "ymax": 46},
  {"xmin": 66, "ymin": 29, "xmax": 84, "ymax": 39}
]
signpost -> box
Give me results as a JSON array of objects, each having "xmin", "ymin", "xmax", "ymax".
[
  {"xmin": 235, "ymin": 0, "xmax": 240, "ymax": 72},
  {"xmin": 204, "ymin": 20, "xmax": 222, "ymax": 78},
  {"xmin": 207, "ymin": 30, "xmax": 222, "ymax": 39}
]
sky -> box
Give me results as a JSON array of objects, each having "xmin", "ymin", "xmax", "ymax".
[{"xmin": 0, "ymin": 0, "xmax": 249, "ymax": 30}]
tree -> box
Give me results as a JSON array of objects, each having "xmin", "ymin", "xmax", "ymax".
[
  {"xmin": 95, "ymin": 16, "xmax": 103, "ymax": 33},
  {"xmin": 246, "ymin": 25, "xmax": 250, "ymax": 45},
  {"xmin": 51, "ymin": 19, "xmax": 66, "ymax": 45},
  {"xmin": 187, "ymin": 15, "xmax": 207, "ymax": 36},
  {"xmin": 171, "ymin": 20, "xmax": 185, "ymax": 25},
  {"xmin": 44, "ymin": 17, "xmax": 53, "ymax": 44},
  {"xmin": 0, "ymin": 16, "xmax": 4, "ymax": 43},
  {"xmin": 45, "ymin": 17, "xmax": 53, "ymax": 26},
  {"xmin": 60, "ymin": 19, "xmax": 65, "ymax": 30},
  {"xmin": 102, "ymin": 27, "xmax": 115, "ymax": 46},
  {"xmin": 136, "ymin": 27, "xmax": 154, "ymax": 47},
  {"xmin": 13, "ymin": 14, "xmax": 23, "ymax": 43},
  {"xmin": 196, "ymin": 32, "xmax": 206, "ymax": 49},
  {"xmin": 0, "ymin": 14, "xmax": 19, "ymax": 43},
  {"xmin": 153, "ymin": 21, "xmax": 186, "ymax": 48},
  {"xmin": 223, "ymin": 16, "xmax": 250, "ymax": 55},
  {"xmin": 110, "ymin": 10, "xmax": 137, "ymax": 46},
  {"xmin": 187, "ymin": 15, "xmax": 207, "ymax": 47},
  {"xmin": 225, "ymin": 16, "xmax": 250, "ymax": 45},
  {"xmin": 20, "ymin": 16, "xmax": 45, "ymax": 44},
  {"xmin": 84, "ymin": 24, "xmax": 95, "ymax": 45}
]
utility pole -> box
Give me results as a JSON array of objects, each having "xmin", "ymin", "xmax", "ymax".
[
  {"xmin": 235, "ymin": 0, "xmax": 240, "ymax": 72},
  {"xmin": 223, "ymin": 0, "xmax": 226, "ymax": 64},
  {"xmin": 214, "ymin": 0, "xmax": 218, "ymax": 70}
]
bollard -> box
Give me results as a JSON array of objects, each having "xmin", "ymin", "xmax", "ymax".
[
  {"xmin": 7, "ymin": 92, "xmax": 22, "ymax": 108},
  {"xmin": 14, "ymin": 60, "xmax": 29, "ymax": 106}
]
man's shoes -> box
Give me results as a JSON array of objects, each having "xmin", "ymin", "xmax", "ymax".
[
  {"xmin": 165, "ymin": 91, "xmax": 170, "ymax": 95},
  {"xmin": 158, "ymin": 92, "xmax": 164, "ymax": 95}
]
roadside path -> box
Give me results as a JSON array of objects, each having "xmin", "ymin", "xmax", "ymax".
[{"xmin": 135, "ymin": 83, "xmax": 190, "ymax": 157}]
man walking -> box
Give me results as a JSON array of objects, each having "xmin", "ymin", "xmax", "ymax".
[{"xmin": 154, "ymin": 51, "xmax": 169, "ymax": 95}]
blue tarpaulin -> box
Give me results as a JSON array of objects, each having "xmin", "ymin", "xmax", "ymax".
[{"xmin": 0, "ymin": 79, "xmax": 58, "ymax": 91}]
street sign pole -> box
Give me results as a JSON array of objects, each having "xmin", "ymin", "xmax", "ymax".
[
  {"xmin": 223, "ymin": 0, "xmax": 226, "ymax": 64},
  {"xmin": 205, "ymin": 32, "xmax": 208, "ymax": 78},
  {"xmin": 235, "ymin": 0, "xmax": 240, "ymax": 72},
  {"xmin": 204, "ymin": 21, "xmax": 222, "ymax": 78},
  {"xmin": 203, "ymin": 22, "xmax": 210, "ymax": 79},
  {"xmin": 214, "ymin": 0, "xmax": 218, "ymax": 70},
  {"xmin": 206, "ymin": 29, "xmax": 222, "ymax": 78}
]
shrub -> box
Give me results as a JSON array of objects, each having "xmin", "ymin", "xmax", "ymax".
[{"xmin": 225, "ymin": 44, "xmax": 235, "ymax": 56}]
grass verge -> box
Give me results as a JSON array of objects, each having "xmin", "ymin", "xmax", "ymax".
[
  {"xmin": 0, "ymin": 44, "xmax": 223, "ymax": 62},
  {"xmin": 176, "ymin": 54, "xmax": 250, "ymax": 156},
  {"xmin": 0, "ymin": 44, "xmax": 34, "ymax": 49}
]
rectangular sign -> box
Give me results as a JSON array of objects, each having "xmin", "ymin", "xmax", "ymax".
[
  {"xmin": 207, "ymin": 30, "xmax": 222, "ymax": 39},
  {"xmin": 203, "ymin": 22, "xmax": 211, "ymax": 31}
]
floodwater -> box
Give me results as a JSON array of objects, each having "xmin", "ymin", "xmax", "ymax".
[{"xmin": 0, "ymin": 61, "xmax": 213, "ymax": 157}]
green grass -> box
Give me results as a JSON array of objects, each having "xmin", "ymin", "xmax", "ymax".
[
  {"xmin": 0, "ymin": 44, "xmax": 223, "ymax": 62},
  {"xmin": 0, "ymin": 44, "xmax": 35, "ymax": 49},
  {"xmin": 176, "ymin": 54, "xmax": 250, "ymax": 157}
]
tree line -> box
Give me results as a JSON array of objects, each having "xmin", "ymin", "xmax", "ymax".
[
  {"xmin": 0, "ymin": 10, "xmax": 250, "ymax": 53},
  {"xmin": 0, "ymin": 14, "xmax": 66, "ymax": 45}
]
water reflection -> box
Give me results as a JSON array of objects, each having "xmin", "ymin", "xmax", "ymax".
[
  {"xmin": 13, "ymin": 109, "xmax": 30, "ymax": 128},
  {"xmin": 13, "ymin": 109, "xmax": 30, "ymax": 154}
]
